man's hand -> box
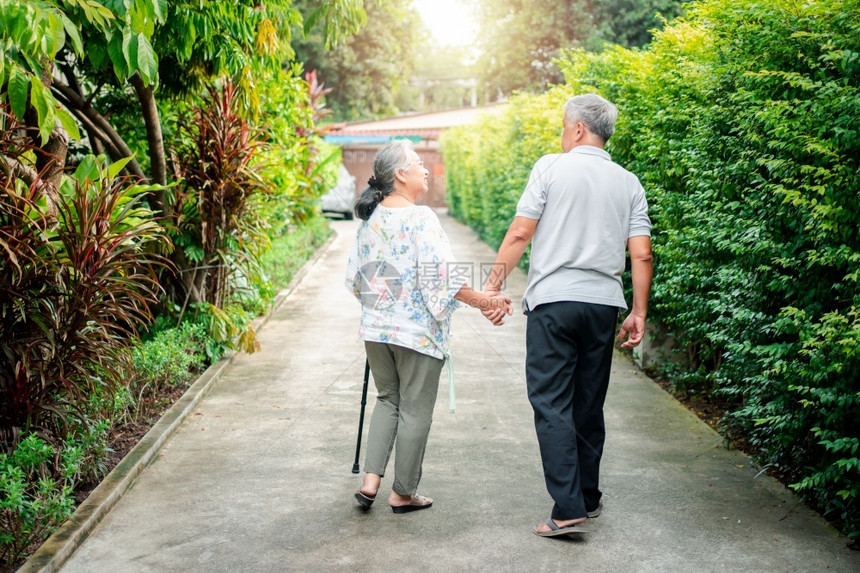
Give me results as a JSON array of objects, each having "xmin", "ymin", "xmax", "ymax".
[{"xmin": 617, "ymin": 312, "xmax": 646, "ymax": 348}]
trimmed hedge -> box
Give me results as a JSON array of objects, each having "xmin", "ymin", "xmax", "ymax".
[{"xmin": 443, "ymin": 0, "xmax": 860, "ymax": 539}]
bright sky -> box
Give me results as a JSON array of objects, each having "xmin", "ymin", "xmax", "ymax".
[{"xmin": 413, "ymin": 0, "xmax": 477, "ymax": 47}]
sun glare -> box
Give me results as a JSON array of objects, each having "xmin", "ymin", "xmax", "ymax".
[{"xmin": 413, "ymin": 0, "xmax": 478, "ymax": 47}]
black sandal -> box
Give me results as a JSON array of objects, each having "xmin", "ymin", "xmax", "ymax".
[{"xmin": 354, "ymin": 490, "xmax": 376, "ymax": 508}]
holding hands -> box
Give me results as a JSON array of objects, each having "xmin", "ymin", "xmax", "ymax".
[
  {"xmin": 454, "ymin": 285, "xmax": 513, "ymax": 326},
  {"xmin": 481, "ymin": 290, "xmax": 514, "ymax": 326}
]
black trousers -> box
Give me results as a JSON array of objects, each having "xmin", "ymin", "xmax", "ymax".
[{"xmin": 525, "ymin": 301, "xmax": 618, "ymax": 520}]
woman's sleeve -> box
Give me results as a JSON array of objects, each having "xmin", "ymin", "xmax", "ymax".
[
  {"xmin": 345, "ymin": 227, "xmax": 363, "ymax": 301},
  {"xmin": 414, "ymin": 209, "xmax": 467, "ymax": 319}
]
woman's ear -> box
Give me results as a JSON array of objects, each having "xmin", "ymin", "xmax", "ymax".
[{"xmin": 394, "ymin": 169, "xmax": 407, "ymax": 184}]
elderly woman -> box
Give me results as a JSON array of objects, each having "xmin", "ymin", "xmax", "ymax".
[{"xmin": 346, "ymin": 139, "xmax": 511, "ymax": 513}]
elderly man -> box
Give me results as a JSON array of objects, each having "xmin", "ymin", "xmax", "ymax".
[{"xmin": 484, "ymin": 93, "xmax": 653, "ymax": 537}]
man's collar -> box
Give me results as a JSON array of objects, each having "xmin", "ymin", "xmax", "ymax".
[{"xmin": 568, "ymin": 145, "xmax": 611, "ymax": 160}]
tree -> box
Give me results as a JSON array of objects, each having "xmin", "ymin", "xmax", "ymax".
[
  {"xmin": 403, "ymin": 44, "xmax": 480, "ymax": 112},
  {"xmin": 2, "ymin": 0, "xmax": 367, "ymax": 307},
  {"xmin": 471, "ymin": 0, "xmax": 684, "ymax": 96},
  {"xmin": 1, "ymin": 0, "xmax": 366, "ymax": 197},
  {"xmin": 0, "ymin": 0, "xmax": 151, "ymax": 212},
  {"xmin": 592, "ymin": 0, "xmax": 685, "ymax": 48},
  {"xmin": 292, "ymin": 0, "xmax": 424, "ymax": 120}
]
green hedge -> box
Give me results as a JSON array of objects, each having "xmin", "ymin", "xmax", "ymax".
[{"xmin": 443, "ymin": 0, "xmax": 860, "ymax": 539}]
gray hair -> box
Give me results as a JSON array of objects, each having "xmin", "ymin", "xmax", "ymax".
[
  {"xmin": 354, "ymin": 139, "xmax": 415, "ymax": 220},
  {"xmin": 563, "ymin": 94, "xmax": 618, "ymax": 142}
]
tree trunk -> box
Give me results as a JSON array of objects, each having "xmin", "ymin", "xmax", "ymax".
[
  {"xmin": 129, "ymin": 72, "xmax": 169, "ymax": 216},
  {"xmin": 58, "ymin": 64, "xmax": 104, "ymax": 156},
  {"xmin": 51, "ymin": 92, "xmax": 128, "ymax": 167}
]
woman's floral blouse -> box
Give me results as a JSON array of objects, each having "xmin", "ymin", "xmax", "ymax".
[{"xmin": 345, "ymin": 205, "xmax": 465, "ymax": 360}]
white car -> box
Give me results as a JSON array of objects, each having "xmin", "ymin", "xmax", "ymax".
[{"xmin": 320, "ymin": 165, "xmax": 356, "ymax": 220}]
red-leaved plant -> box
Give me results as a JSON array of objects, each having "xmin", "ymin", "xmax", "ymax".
[
  {"xmin": 0, "ymin": 116, "xmax": 171, "ymax": 448},
  {"xmin": 167, "ymin": 82, "xmax": 267, "ymax": 353}
]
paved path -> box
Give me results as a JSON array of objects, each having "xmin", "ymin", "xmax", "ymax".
[{"xmin": 60, "ymin": 214, "xmax": 858, "ymax": 572}]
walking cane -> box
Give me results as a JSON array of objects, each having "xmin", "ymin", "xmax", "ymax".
[{"xmin": 351, "ymin": 359, "xmax": 371, "ymax": 474}]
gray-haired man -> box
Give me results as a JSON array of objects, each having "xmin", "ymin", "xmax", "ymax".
[{"xmin": 484, "ymin": 93, "xmax": 653, "ymax": 537}]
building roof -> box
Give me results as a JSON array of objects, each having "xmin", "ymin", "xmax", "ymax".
[{"xmin": 325, "ymin": 104, "xmax": 504, "ymax": 145}]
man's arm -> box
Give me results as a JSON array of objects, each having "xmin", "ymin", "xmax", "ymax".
[
  {"xmin": 617, "ymin": 235, "xmax": 653, "ymax": 348},
  {"xmin": 479, "ymin": 216, "xmax": 538, "ymax": 324},
  {"xmin": 484, "ymin": 216, "xmax": 539, "ymax": 291}
]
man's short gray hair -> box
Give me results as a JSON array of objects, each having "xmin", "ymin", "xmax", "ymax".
[{"xmin": 564, "ymin": 94, "xmax": 618, "ymax": 142}]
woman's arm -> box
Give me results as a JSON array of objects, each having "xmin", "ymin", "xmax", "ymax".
[{"xmin": 454, "ymin": 285, "xmax": 513, "ymax": 325}]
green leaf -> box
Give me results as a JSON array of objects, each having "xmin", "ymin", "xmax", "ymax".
[
  {"xmin": 125, "ymin": 28, "xmax": 139, "ymax": 76},
  {"xmin": 73, "ymin": 155, "xmax": 100, "ymax": 184},
  {"xmin": 303, "ymin": 6, "xmax": 324, "ymax": 37},
  {"xmin": 29, "ymin": 78, "xmax": 55, "ymax": 145},
  {"xmin": 88, "ymin": 37, "xmax": 109, "ymax": 69},
  {"xmin": 45, "ymin": 12, "xmax": 66, "ymax": 58},
  {"xmin": 136, "ymin": 34, "xmax": 158, "ymax": 85},
  {"xmin": 153, "ymin": 0, "xmax": 167, "ymax": 22},
  {"xmin": 58, "ymin": 11, "xmax": 84, "ymax": 55},
  {"xmin": 7, "ymin": 65, "xmax": 30, "ymax": 120},
  {"xmin": 107, "ymin": 156, "xmax": 133, "ymax": 179},
  {"xmin": 107, "ymin": 29, "xmax": 130, "ymax": 80},
  {"xmin": 101, "ymin": 0, "xmax": 131, "ymax": 17},
  {"xmin": 129, "ymin": 0, "xmax": 155, "ymax": 36},
  {"xmin": 55, "ymin": 105, "xmax": 81, "ymax": 141}
]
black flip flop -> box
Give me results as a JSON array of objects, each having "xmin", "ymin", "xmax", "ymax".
[
  {"xmin": 354, "ymin": 490, "xmax": 376, "ymax": 508},
  {"xmin": 533, "ymin": 518, "xmax": 588, "ymax": 537},
  {"xmin": 390, "ymin": 494, "xmax": 432, "ymax": 514}
]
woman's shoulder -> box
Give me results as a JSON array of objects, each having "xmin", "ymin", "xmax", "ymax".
[{"xmin": 412, "ymin": 205, "xmax": 441, "ymax": 225}]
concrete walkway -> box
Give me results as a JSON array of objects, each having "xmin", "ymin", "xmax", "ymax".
[{"xmin": 59, "ymin": 214, "xmax": 857, "ymax": 572}]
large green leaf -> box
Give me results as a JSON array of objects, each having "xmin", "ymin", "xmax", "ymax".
[
  {"xmin": 107, "ymin": 156, "xmax": 133, "ymax": 179},
  {"xmin": 29, "ymin": 78, "xmax": 55, "ymax": 145},
  {"xmin": 129, "ymin": 0, "xmax": 155, "ymax": 36},
  {"xmin": 55, "ymin": 105, "xmax": 81, "ymax": 141},
  {"xmin": 153, "ymin": 0, "xmax": 167, "ymax": 22},
  {"xmin": 88, "ymin": 36, "xmax": 109, "ymax": 69},
  {"xmin": 7, "ymin": 65, "xmax": 30, "ymax": 120},
  {"xmin": 57, "ymin": 11, "xmax": 84, "ymax": 55},
  {"xmin": 72, "ymin": 155, "xmax": 101, "ymax": 184},
  {"xmin": 106, "ymin": 28, "xmax": 130, "ymax": 80},
  {"xmin": 44, "ymin": 10, "xmax": 66, "ymax": 58},
  {"xmin": 136, "ymin": 33, "xmax": 158, "ymax": 85},
  {"xmin": 125, "ymin": 28, "xmax": 139, "ymax": 76}
]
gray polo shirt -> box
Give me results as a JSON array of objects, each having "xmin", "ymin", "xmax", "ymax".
[{"xmin": 515, "ymin": 145, "xmax": 651, "ymax": 312}]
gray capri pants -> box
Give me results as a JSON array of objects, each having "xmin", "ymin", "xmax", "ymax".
[{"xmin": 363, "ymin": 341, "xmax": 445, "ymax": 496}]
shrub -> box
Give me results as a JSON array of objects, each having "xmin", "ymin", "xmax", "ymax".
[
  {"xmin": 168, "ymin": 82, "xmax": 270, "ymax": 310},
  {"xmin": 255, "ymin": 213, "xmax": 332, "ymax": 304},
  {"xmin": 443, "ymin": 0, "xmax": 860, "ymax": 540},
  {"xmin": 124, "ymin": 322, "xmax": 208, "ymax": 421},
  {"xmin": 0, "ymin": 435, "xmax": 79, "ymax": 567},
  {"xmin": 0, "ymin": 149, "xmax": 170, "ymax": 447}
]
